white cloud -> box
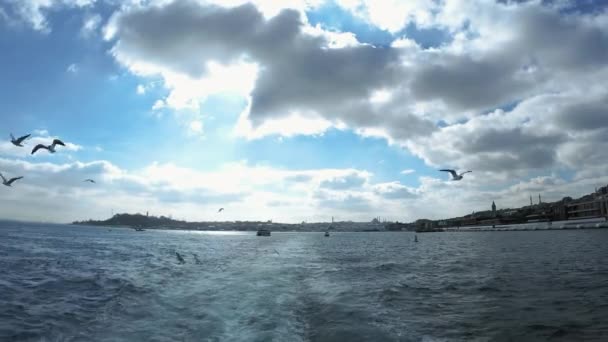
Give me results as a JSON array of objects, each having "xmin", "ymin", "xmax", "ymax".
[
  {"xmin": 0, "ymin": 154, "xmax": 605, "ymax": 224},
  {"xmin": 151, "ymin": 99, "xmax": 165, "ymax": 111},
  {"xmin": 136, "ymin": 84, "xmax": 146, "ymax": 95},
  {"xmin": 4, "ymin": 0, "xmax": 96, "ymax": 32},
  {"xmin": 335, "ymin": 0, "xmax": 437, "ymax": 33},
  {"xmin": 188, "ymin": 119, "xmax": 204, "ymax": 135},
  {"xmin": 66, "ymin": 63, "xmax": 79, "ymax": 73},
  {"xmin": 372, "ymin": 181, "xmax": 418, "ymax": 200},
  {"xmin": 234, "ymin": 111, "xmax": 336, "ymax": 139},
  {"xmin": 80, "ymin": 13, "xmax": 101, "ymax": 37},
  {"xmin": 400, "ymin": 169, "xmax": 415, "ymax": 175}
]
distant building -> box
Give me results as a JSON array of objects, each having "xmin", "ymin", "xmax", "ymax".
[
  {"xmin": 491, "ymin": 201, "xmax": 496, "ymax": 216},
  {"xmin": 566, "ymin": 200, "xmax": 601, "ymax": 219},
  {"xmin": 415, "ymin": 219, "xmax": 434, "ymax": 230}
]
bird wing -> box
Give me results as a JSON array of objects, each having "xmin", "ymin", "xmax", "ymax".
[
  {"xmin": 31, "ymin": 144, "xmax": 47, "ymax": 154},
  {"xmin": 0, "ymin": 172, "xmax": 6, "ymax": 183},
  {"xmin": 439, "ymin": 169, "xmax": 457, "ymax": 178},
  {"xmin": 7, "ymin": 176, "xmax": 23, "ymax": 185},
  {"xmin": 460, "ymin": 170, "xmax": 472, "ymax": 176},
  {"xmin": 16, "ymin": 134, "xmax": 31, "ymax": 143},
  {"xmin": 52, "ymin": 139, "xmax": 65, "ymax": 147},
  {"xmin": 10, "ymin": 133, "xmax": 15, "ymax": 141}
]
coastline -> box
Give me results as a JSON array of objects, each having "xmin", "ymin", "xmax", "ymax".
[{"xmin": 70, "ymin": 218, "xmax": 608, "ymax": 233}]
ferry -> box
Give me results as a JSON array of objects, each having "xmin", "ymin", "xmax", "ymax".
[{"xmin": 256, "ymin": 229, "xmax": 271, "ymax": 236}]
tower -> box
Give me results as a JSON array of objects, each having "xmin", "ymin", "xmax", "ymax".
[
  {"xmin": 530, "ymin": 195, "xmax": 533, "ymax": 206},
  {"xmin": 539, "ymin": 194, "xmax": 542, "ymax": 204},
  {"xmin": 492, "ymin": 201, "xmax": 496, "ymax": 216}
]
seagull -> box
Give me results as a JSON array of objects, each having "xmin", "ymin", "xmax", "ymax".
[
  {"xmin": 31, "ymin": 139, "xmax": 66, "ymax": 155},
  {"xmin": 10, "ymin": 133, "xmax": 31, "ymax": 147},
  {"xmin": 1, "ymin": 172, "xmax": 23, "ymax": 187},
  {"xmin": 439, "ymin": 169, "xmax": 472, "ymax": 181},
  {"xmin": 218, "ymin": 208, "xmax": 224, "ymax": 213},
  {"xmin": 84, "ymin": 179, "xmax": 96, "ymax": 183}
]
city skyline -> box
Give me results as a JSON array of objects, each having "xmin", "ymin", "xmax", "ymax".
[{"xmin": 1, "ymin": 0, "xmax": 608, "ymax": 223}]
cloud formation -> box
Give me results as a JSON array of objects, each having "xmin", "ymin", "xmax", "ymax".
[
  {"xmin": 102, "ymin": 0, "xmax": 608, "ymax": 180},
  {"xmin": 3, "ymin": 0, "xmax": 608, "ymax": 223},
  {"xmin": 2, "ymin": 0, "xmax": 95, "ymax": 32}
]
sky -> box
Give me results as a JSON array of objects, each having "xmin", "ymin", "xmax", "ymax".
[{"xmin": 0, "ymin": 0, "xmax": 607, "ymax": 224}]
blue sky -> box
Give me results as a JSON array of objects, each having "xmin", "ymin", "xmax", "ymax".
[{"xmin": 1, "ymin": 0, "xmax": 607, "ymax": 223}]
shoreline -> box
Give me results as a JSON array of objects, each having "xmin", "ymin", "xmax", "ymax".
[{"xmin": 70, "ymin": 221, "xmax": 608, "ymax": 233}]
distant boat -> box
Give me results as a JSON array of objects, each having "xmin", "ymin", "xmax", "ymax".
[
  {"xmin": 325, "ymin": 216, "xmax": 334, "ymax": 236},
  {"xmin": 256, "ymin": 229, "xmax": 271, "ymax": 236},
  {"xmin": 133, "ymin": 226, "xmax": 145, "ymax": 232}
]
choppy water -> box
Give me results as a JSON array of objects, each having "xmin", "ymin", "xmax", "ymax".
[{"xmin": 1, "ymin": 222, "xmax": 607, "ymax": 341}]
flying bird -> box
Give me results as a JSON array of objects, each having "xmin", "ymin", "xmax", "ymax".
[
  {"xmin": 31, "ymin": 139, "xmax": 66, "ymax": 155},
  {"xmin": 218, "ymin": 208, "xmax": 224, "ymax": 213},
  {"xmin": 1, "ymin": 173, "xmax": 23, "ymax": 187},
  {"xmin": 84, "ymin": 179, "xmax": 96, "ymax": 183},
  {"xmin": 439, "ymin": 169, "xmax": 472, "ymax": 181},
  {"xmin": 10, "ymin": 133, "xmax": 31, "ymax": 147}
]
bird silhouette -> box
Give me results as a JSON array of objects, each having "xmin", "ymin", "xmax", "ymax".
[
  {"xmin": 439, "ymin": 169, "xmax": 472, "ymax": 181},
  {"xmin": 1, "ymin": 172, "xmax": 23, "ymax": 187},
  {"xmin": 31, "ymin": 139, "xmax": 66, "ymax": 155},
  {"xmin": 10, "ymin": 133, "xmax": 31, "ymax": 147}
]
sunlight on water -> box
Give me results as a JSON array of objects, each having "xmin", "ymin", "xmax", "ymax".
[{"xmin": 158, "ymin": 229, "xmax": 253, "ymax": 236}]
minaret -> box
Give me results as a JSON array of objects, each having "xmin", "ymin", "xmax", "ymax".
[
  {"xmin": 492, "ymin": 201, "xmax": 496, "ymax": 216},
  {"xmin": 539, "ymin": 194, "xmax": 542, "ymax": 204},
  {"xmin": 530, "ymin": 195, "xmax": 533, "ymax": 206}
]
